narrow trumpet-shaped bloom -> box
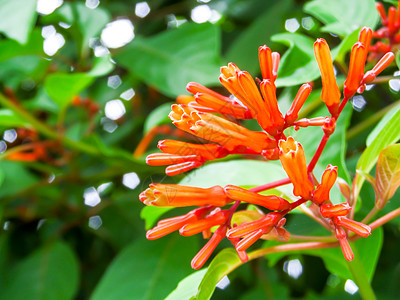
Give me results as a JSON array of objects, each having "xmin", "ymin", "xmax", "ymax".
[
  {"xmin": 279, "ymin": 137, "xmax": 314, "ymax": 198},
  {"xmin": 285, "ymin": 83, "xmax": 312, "ymax": 125},
  {"xmin": 313, "ymin": 165, "xmax": 338, "ymax": 204},
  {"xmin": 363, "ymin": 52, "xmax": 395, "ymax": 84},
  {"xmin": 139, "ymin": 184, "xmax": 230, "ymax": 207},
  {"xmin": 224, "ymin": 185, "xmax": 290, "ymax": 210},
  {"xmin": 148, "ymin": 140, "xmax": 229, "ymax": 175},
  {"xmin": 191, "ymin": 225, "xmax": 227, "ymax": 269},
  {"xmin": 146, "ymin": 206, "xmax": 212, "ymax": 239},
  {"xmin": 344, "ymin": 42, "xmax": 368, "ymax": 99},
  {"xmin": 335, "ymin": 226, "xmax": 354, "ymax": 261},
  {"xmin": 334, "ymin": 216, "xmax": 371, "ymax": 237},
  {"xmin": 259, "ymin": 79, "xmax": 285, "ymax": 135},
  {"xmin": 187, "ymin": 82, "xmax": 251, "ymax": 119},
  {"xmin": 320, "ymin": 203, "xmax": 351, "ymax": 218},
  {"xmin": 258, "ymin": 45, "xmax": 274, "ymax": 81},
  {"xmin": 271, "ymin": 52, "xmax": 280, "ymax": 80},
  {"xmin": 169, "ymin": 105, "xmax": 277, "ymax": 152},
  {"xmin": 157, "ymin": 140, "xmax": 228, "ymax": 160},
  {"xmin": 227, "ymin": 212, "xmax": 281, "ymax": 239},
  {"xmin": 180, "ymin": 209, "xmax": 229, "ymax": 236},
  {"xmin": 314, "ymin": 39, "xmax": 341, "ymax": 116}
]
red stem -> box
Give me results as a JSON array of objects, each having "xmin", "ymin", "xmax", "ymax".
[
  {"xmin": 249, "ymin": 178, "xmax": 291, "ymax": 193},
  {"xmin": 307, "ymin": 134, "xmax": 330, "ymax": 173}
]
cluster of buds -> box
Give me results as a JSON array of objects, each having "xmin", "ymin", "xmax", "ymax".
[
  {"xmin": 139, "ymin": 27, "xmax": 394, "ymax": 269},
  {"xmin": 71, "ymin": 95, "xmax": 100, "ymax": 117},
  {"xmin": 370, "ymin": 1, "xmax": 400, "ymax": 59}
]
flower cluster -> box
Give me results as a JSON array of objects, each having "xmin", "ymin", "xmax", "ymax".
[
  {"xmin": 139, "ymin": 27, "xmax": 394, "ymax": 269},
  {"xmin": 371, "ymin": 1, "xmax": 400, "ymax": 59}
]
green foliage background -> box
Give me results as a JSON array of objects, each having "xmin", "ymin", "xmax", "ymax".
[{"xmin": 0, "ymin": 0, "xmax": 399, "ymax": 299}]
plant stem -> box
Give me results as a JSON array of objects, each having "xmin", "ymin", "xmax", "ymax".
[
  {"xmin": 0, "ymin": 92, "xmax": 143, "ymax": 166},
  {"xmin": 249, "ymin": 178, "xmax": 291, "ymax": 193},
  {"xmin": 368, "ymin": 207, "xmax": 400, "ymax": 230},
  {"xmin": 307, "ymin": 134, "xmax": 329, "ymax": 173},
  {"xmin": 346, "ymin": 250, "xmax": 377, "ymax": 300}
]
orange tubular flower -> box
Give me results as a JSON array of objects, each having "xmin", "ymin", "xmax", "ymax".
[
  {"xmin": 343, "ymin": 42, "xmax": 368, "ymax": 99},
  {"xmin": 139, "ymin": 184, "xmax": 230, "ymax": 207},
  {"xmin": 191, "ymin": 225, "xmax": 227, "ymax": 269},
  {"xmin": 320, "ymin": 203, "xmax": 351, "ymax": 218},
  {"xmin": 271, "ymin": 52, "xmax": 280, "ymax": 80},
  {"xmin": 278, "ymin": 137, "xmax": 314, "ymax": 198},
  {"xmin": 224, "ymin": 185, "xmax": 290, "ymax": 210},
  {"xmin": 180, "ymin": 208, "xmax": 229, "ymax": 236},
  {"xmin": 285, "ymin": 83, "xmax": 312, "ymax": 125},
  {"xmin": 186, "ymin": 82, "xmax": 252, "ymax": 119},
  {"xmin": 363, "ymin": 52, "xmax": 395, "ymax": 84},
  {"xmin": 146, "ymin": 206, "xmax": 212, "ymax": 239},
  {"xmin": 314, "ymin": 38, "xmax": 341, "ymax": 116},
  {"xmin": 335, "ymin": 226, "xmax": 354, "ymax": 261},
  {"xmin": 169, "ymin": 104, "xmax": 277, "ymax": 152},
  {"xmin": 219, "ymin": 63, "xmax": 270, "ymax": 123},
  {"xmin": 259, "ymin": 79, "xmax": 285, "ymax": 135},
  {"xmin": 313, "ymin": 165, "xmax": 338, "ymax": 204},
  {"xmin": 258, "ymin": 45, "xmax": 274, "ymax": 81},
  {"xmin": 147, "ymin": 140, "xmax": 229, "ymax": 176},
  {"xmin": 227, "ymin": 213, "xmax": 282, "ymax": 251},
  {"xmin": 334, "ymin": 216, "xmax": 371, "ymax": 237}
]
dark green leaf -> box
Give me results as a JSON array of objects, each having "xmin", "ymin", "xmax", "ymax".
[
  {"xmin": 91, "ymin": 236, "xmax": 197, "ymax": 300},
  {"xmin": 0, "ymin": 161, "xmax": 39, "ymax": 197},
  {"xmin": 225, "ymin": 0, "xmax": 292, "ymax": 74},
  {"xmin": 304, "ymin": 0, "xmax": 379, "ymax": 37},
  {"xmin": 116, "ymin": 23, "xmax": 221, "ymax": 97},
  {"xmin": 0, "ymin": 0, "xmax": 37, "ymax": 44},
  {"xmin": 44, "ymin": 56, "xmax": 114, "ymax": 108},
  {"xmin": 74, "ymin": 3, "xmax": 111, "ymax": 55},
  {"xmin": 0, "ymin": 30, "xmax": 44, "ymax": 63},
  {"xmin": 272, "ymin": 33, "xmax": 318, "ymax": 87},
  {"xmin": 0, "ymin": 241, "xmax": 79, "ymax": 300}
]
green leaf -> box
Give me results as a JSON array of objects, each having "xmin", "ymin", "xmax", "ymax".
[
  {"xmin": 44, "ymin": 56, "xmax": 114, "ymax": 108},
  {"xmin": 396, "ymin": 51, "xmax": 400, "ymax": 70},
  {"xmin": 0, "ymin": 241, "xmax": 79, "ymax": 300},
  {"xmin": 225, "ymin": 0, "xmax": 293, "ymax": 74},
  {"xmin": 74, "ymin": 3, "xmax": 111, "ymax": 56},
  {"xmin": 140, "ymin": 206, "xmax": 174, "ymax": 230},
  {"xmin": 0, "ymin": 109, "xmax": 30, "ymax": 128},
  {"xmin": 375, "ymin": 144, "xmax": 400, "ymax": 202},
  {"xmin": 179, "ymin": 159, "xmax": 293, "ymax": 198},
  {"xmin": 115, "ymin": 23, "xmax": 221, "ymax": 97},
  {"xmin": 304, "ymin": 0, "xmax": 379, "ymax": 37},
  {"xmin": 143, "ymin": 102, "xmax": 173, "ymax": 133},
  {"xmin": 191, "ymin": 249, "xmax": 242, "ymax": 300},
  {"xmin": 272, "ymin": 33, "xmax": 319, "ymax": 88},
  {"xmin": 0, "ymin": 30, "xmax": 44, "ymax": 63},
  {"xmin": 165, "ymin": 269, "xmax": 208, "ymax": 300},
  {"xmin": 0, "ymin": 0, "xmax": 37, "ymax": 44},
  {"xmin": 355, "ymin": 107, "xmax": 400, "ymax": 198},
  {"xmin": 91, "ymin": 237, "xmax": 196, "ymax": 300},
  {"xmin": 0, "ymin": 161, "xmax": 39, "ymax": 197},
  {"xmin": 367, "ymin": 103, "xmax": 400, "ymax": 146}
]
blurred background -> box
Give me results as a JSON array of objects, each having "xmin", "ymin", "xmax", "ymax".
[{"xmin": 0, "ymin": 0, "xmax": 399, "ymax": 299}]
